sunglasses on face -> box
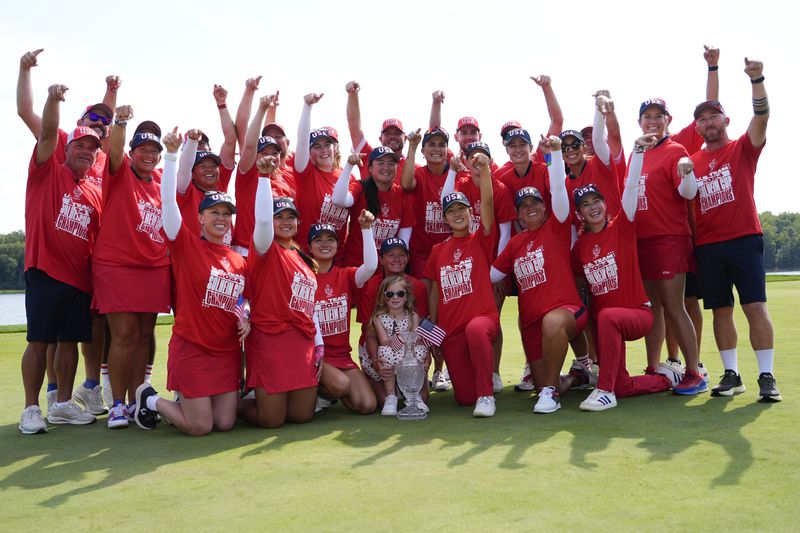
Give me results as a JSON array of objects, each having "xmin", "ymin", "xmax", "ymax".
[
  {"xmin": 84, "ymin": 112, "xmax": 111, "ymax": 125},
  {"xmin": 385, "ymin": 290, "xmax": 407, "ymax": 299},
  {"xmin": 562, "ymin": 140, "xmax": 583, "ymax": 152}
]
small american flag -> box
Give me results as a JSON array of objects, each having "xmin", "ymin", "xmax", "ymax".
[
  {"xmin": 389, "ymin": 333, "xmax": 404, "ymax": 352},
  {"xmin": 233, "ymin": 295, "xmax": 249, "ymax": 325},
  {"xmin": 416, "ymin": 318, "xmax": 446, "ymax": 347}
]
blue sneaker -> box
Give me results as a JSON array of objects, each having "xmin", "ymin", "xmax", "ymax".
[
  {"xmin": 107, "ymin": 402, "xmax": 128, "ymax": 429},
  {"xmin": 673, "ymin": 371, "xmax": 708, "ymax": 395}
]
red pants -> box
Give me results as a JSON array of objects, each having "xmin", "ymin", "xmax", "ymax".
[
  {"xmin": 441, "ymin": 316, "xmax": 499, "ymax": 405},
  {"xmin": 594, "ymin": 306, "xmax": 670, "ymax": 397}
]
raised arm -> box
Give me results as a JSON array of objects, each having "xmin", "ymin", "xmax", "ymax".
[
  {"xmin": 595, "ymin": 90, "xmax": 623, "ymax": 163},
  {"xmin": 745, "ymin": 57, "xmax": 769, "ymax": 148},
  {"xmin": 161, "ymin": 127, "xmax": 184, "ymax": 241},
  {"xmin": 545, "ymin": 136, "xmax": 570, "ymax": 223},
  {"xmin": 354, "ymin": 209, "xmax": 378, "ymax": 287},
  {"xmin": 103, "ymin": 75, "xmax": 121, "ymax": 113},
  {"xmin": 239, "ymin": 95, "xmax": 271, "ymax": 174},
  {"xmin": 17, "ymin": 49, "xmax": 44, "ymax": 138},
  {"xmin": 36, "ymin": 84, "xmax": 66, "ymax": 165},
  {"xmin": 265, "ymin": 90, "xmax": 279, "ymax": 124},
  {"xmin": 294, "ymin": 92, "xmax": 323, "ymax": 173},
  {"xmin": 213, "ymin": 84, "xmax": 237, "ymax": 168},
  {"xmin": 176, "ymin": 130, "xmax": 200, "ymax": 194},
  {"xmin": 474, "ymin": 153, "xmax": 494, "ymax": 235},
  {"xmin": 531, "ymin": 75, "xmax": 564, "ymax": 136},
  {"xmin": 331, "ymin": 153, "xmax": 358, "ymax": 208},
  {"xmin": 429, "ymin": 90, "xmax": 445, "ymax": 129},
  {"xmin": 622, "ymin": 135, "xmax": 657, "ymax": 221},
  {"xmin": 400, "ymin": 129, "xmax": 422, "ymax": 191},
  {"xmin": 234, "ymin": 76, "xmax": 261, "ymax": 150},
  {"xmin": 704, "ymin": 45, "xmax": 720, "ymax": 101},
  {"xmin": 591, "ymin": 96, "xmax": 612, "ymax": 166},
  {"xmin": 441, "ymin": 156, "xmax": 460, "ymax": 202},
  {"xmin": 252, "ymin": 156, "xmax": 278, "ymax": 255},
  {"xmin": 109, "ymin": 105, "xmax": 133, "ymax": 174},
  {"xmin": 345, "ymin": 81, "xmax": 366, "ymax": 149}
]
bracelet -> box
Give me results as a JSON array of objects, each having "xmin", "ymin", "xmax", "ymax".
[
  {"xmin": 633, "ymin": 144, "xmax": 647, "ymax": 153},
  {"xmin": 114, "ymin": 119, "xmax": 128, "ymax": 126},
  {"xmin": 750, "ymin": 76, "xmax": 765, "ymax": 84},
  {"xmin": 217, "ymin": 103, "xmax": 227, "ymax": 110},
  {"xmin": 708, "ymin": 65, "xmax": 719, "ymax": 72}
]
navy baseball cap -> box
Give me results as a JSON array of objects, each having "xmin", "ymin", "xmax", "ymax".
[
  {"xmin": 693, "ymin": 100, "xmax": 726, "ymax": 119},
  {"xmin": 422, "ymin": 126, "xmax": 449, "ymax": 147},
  {"xmin": 514, "ymin": 186, "xmax": 544, "ymax": 207},
  {"xmin": 273, "ymin": 197, "xmax": 298, "ymax": 216},
  {"xmin": 465, "ymin": 141, "xmax": 491, "ymax": 158},
  {"xmin": 82, "ymin": 103, "xmax": 113, "ymax": 120},
  {"xmin": 308, "ymin": 223, "xmax": 338, "ymax": 243},
  {"xmin": 573, "ymin": 184, "xmax": 604, "ymax": 206},
  {"xmin": 193, "ymin": 151, "xmax": 222, "ymax": 170},
  {"xmin": 129, "ymin": 131, "xmax": 162, "ymax": 151},
  {"xmin": 639, "ymin": 98, "xmax": 670, "ymax": 118},
  {"xmin": 309, "ymin": 127, "xmax": 339, "ymax": 145},
  {"xmin": 442, "ymin": 191, "xmax": 471, "ymax": 213},
  {"xmin": 134, "ymin": 120, "xmax": 161, "ymax": 137},
  {"xmin": 368, "ymin": 146, "xmax": 400, "ymax": 164},
  {"xmin": 380, "ymin": 237, "xmax": 408, "ymax": 255},
  {"xmin": 558, "ymin": 130, "xmax": 584, "ymax": 143},
  {"xmin": 199, "ymin": 191, "xmax": 236, "ymax": 214},
  {"xmin": 257, "ymin": 136, "xmax": 280, "ymax": 153},
  {"xmin": 503, "ymin": 128, "xmax": 532, "ymax": 146}
]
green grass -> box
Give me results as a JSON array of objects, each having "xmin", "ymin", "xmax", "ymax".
[{"xmin": 2, "ymin": 283, "xmax": 799, "ymax": 531}]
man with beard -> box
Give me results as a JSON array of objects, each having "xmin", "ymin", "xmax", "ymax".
[{"xmin": 689, "ymin": 58, "xmax": 780, "ymax": 402}]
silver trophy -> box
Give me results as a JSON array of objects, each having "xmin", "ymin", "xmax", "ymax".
[{"xmin": 395, "ymin": 331, "xmax": 427, "ymax": 420}]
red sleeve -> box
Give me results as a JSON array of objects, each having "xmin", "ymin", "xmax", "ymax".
[
  {"xmin": 28, "ymin": 145, "xmax": 58, "ymax": 185},
  {"xmin": 356, "ymin": 140, "xmax": 373, "ymax": 180},
  {"xmin": 218, "ymin": 165, "xmax": 234, "ymax": 192},
  {"xmin": 493, "ymin": 237, "xmax": 515, "ymax": 274},
  {"xmin": 400, "ymin": 191, "xmax": 415, "ymax": 227},
  {"xmin": 348, "ymin": 179, "xmax": 364, "ymax": 201},
  {"xmin": 423, "ymin": 244, "xmax": 439, "ymax": 281}
]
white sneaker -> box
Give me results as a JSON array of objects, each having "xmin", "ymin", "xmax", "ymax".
[
  {"xmin": 698, "ymin": 362, "xmax": 710, "ymax": 384},
  {"xmin": 472, "ymin": 395, "xmax": 496, "ymax": 417},
  {"xmin": 101, "ymin": 379, "xmax": 113, "ymax": 410},
  {"xmin": 19, "ymin": 405, "xmax": 48, "ymax": 434},
  {"xmin": 580, "ymin": 389, "xmax": 618, "ymax": 411},
  {"xmin": 381, "ymin": 394, "xmax": 398, "ymax": 416},
  {"xmin": 443, "ymin": 368, "xmax": 450, "ymax": 381},
  {"xmin": 46, "ymin": 389, "xmax": 56, "ymax": 414},
  {"xmin": 72, "ymin": 384, "xmax": 107, "ymax": 415},
  {"xmin": 533, "ymin": 386, "xmax": 561, "ymax": 414},
  {"xmin": 315, "ymin": 396, "xmax": 332, "ymax": 414},
  {"xmin": 514, "ymin": 364, "xmax": 535, "ymax": 392},
  {"xmin": 47, "ymin": 400, "xmax": 96, "ymax": 425},
  {"xmin": 492, "ymin": 372, "xmax": 503, "ymax": 393},
  {"xmin": 431, "ymin": 370, "xmax": 450, "ymax": 392},
  {"xmin": 656, "ymin": 361, "xmax": 686, "ymax": 388},
  {"xmin": 107, "ymin": 403, "xmax": 129, "ymax": 429}
]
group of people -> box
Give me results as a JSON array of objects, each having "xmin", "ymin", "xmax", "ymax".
[{"xmin": 17, "ymin": 45, "xmax": 781, "ymax": 437}]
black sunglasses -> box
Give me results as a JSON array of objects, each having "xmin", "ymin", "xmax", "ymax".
[
  {"xmin": 562, "ymin": 140, "xmax": 584, "ymax": 152},
  {"xmin": 84, "ymin": 112, "xmax": 111, "ymax": 126},
  {"xmin": 384, "ymin": 290, "xmax": 407, "ymax": 299}
]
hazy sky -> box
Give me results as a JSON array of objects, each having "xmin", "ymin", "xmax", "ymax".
[{"xmin": 1, "ymin": 0, "xmax": 795, "ymax": 234}]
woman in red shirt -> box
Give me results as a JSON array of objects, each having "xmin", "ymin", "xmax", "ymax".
[{"xmin": 133, "ymin": 129, "xmax": 248, "ymax": 435}]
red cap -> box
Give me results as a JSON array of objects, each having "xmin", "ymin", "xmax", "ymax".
[
  {"xmin": 381, "ymin": 118, "xmax": 404, "ymax": 133},
  {"xmin": 66, "ymin": 127, "xmax": 102, "ymax": 148},
  {"xmin": 457, "ymin": 116, "xmax": 480, "ymax": 131},
  {"xmin": 261, "ymin": 122, "xmax": 286, "ymax": 137},
  {"xmin": 500, "ymin": 120, "xmax": 522, "ymax": 137}
]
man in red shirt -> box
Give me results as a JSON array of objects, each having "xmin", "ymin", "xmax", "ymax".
[
  {"xmin": 20, "ymin": 85, "xmax": 104, "ymax": 434},
  {"xmin": 690, "ymin": 58, "xmax": 780, "ymax": 402}
]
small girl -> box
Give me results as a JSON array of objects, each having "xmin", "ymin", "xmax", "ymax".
[{"xmin": 370, "ymin": 275, "xmax": 427, "ymax": 416}]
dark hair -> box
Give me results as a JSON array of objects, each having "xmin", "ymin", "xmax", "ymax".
[
  {"xmin": 289, "ymin": 240, "xmax": 319, "ymax": 273},
  {"xmin": 360, "ymin": 177, "xmax": 381, "ymax": 217}
]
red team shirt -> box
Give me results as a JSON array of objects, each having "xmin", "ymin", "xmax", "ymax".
[
  {"xmin": 356, "ymin": 140, "xmax": 417, "ymax": 184},
  {"xmin": 634, "ymin": 138, "xmax": 692, "ymax": 239},
  {"xmin": 232, "ymin": 166, "xmax": 295, "ymax": 250},
  {"xmin": 248, "ymin": 242, "xmax": 317, "ymax": 339},
  {"xmin": 493, "ymin": 217, "xmax": 581, "ymax": 327},
  {"xmin": 177, "ymin": 165, "xmax": 235, "ymax": 245},
  {"xmin": 314, "ymin": 267, "xmax": 358, "ymax": 360},
  {"xmin": 496, "ymin": 161, "xmax": 552, "ymax": 233},
  {"xmin": 293, "ymin": 165, "xmax": 352, "ymax": 254},
  {"xmin": 342, "ymin": 181, "xmax": 414, "ymax": 266},
  {"xmin": 690, "ymin": 133, "xmax": 764, "ymax": 246},
  {"xmin": 92, "ymin": 154, "xmax": 168, "ymax": 268},
  {"xmin": 572, "ymin": 215, "xmax": 649, "ymax": 315},
  {"xmin": 404, "ymin": 165, "xmax": 452, "ymax": 266},
  {"xmin": 454, "ymin": 176, "xmax": 517, "ymax": 256},
  {"xmin": 424, "ymin": 227, "xmax": 499, "ymax": 335},
  {"xmin": 56, "ymin": 129, "xmax": 105, "ymax": 189},
  {"xmin": 168, "ymin": 224, "xmax": 246, "ymax": 353},
  {"xmin": 25, "ymin": 148, "xmax": 103, "ymax": 294},
  {"xmin": 566, "ymin": 156, "xmax": 621, "ymax": 227}
]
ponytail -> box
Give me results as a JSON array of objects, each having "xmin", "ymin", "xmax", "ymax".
[{"xmin": 360, "ymin": 177, "xmax": 381, "ymax": 217}]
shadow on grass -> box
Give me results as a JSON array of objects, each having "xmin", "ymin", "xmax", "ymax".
[{"xmin": 0, "ymin": 387, "xmax": 773, "ymax": 505}]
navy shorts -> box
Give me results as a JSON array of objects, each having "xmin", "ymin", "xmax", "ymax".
[
  {"xmin": 695, "ymin": 235, "xmax": 766, "ymax": 310},
  {"xmin": 25, "ymin": 268, "xmax": 92, "ymax": 343},
  {"xmin": 684, "ymin": 271, "xmax": 702, "ymax": 300}
]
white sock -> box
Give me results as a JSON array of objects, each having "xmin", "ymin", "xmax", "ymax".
[
  {"xmin": 576, "ymin": 354, "xmax": 592, "ymax": 370},
  {"xmin": 146, "ymin": 395, "xmax": 161, "ymax": 411},
  {"xmin": 145, "ymin": 364, "xmax": 153, "ymax": 383},
  {"xmin": 720, "ymin": 349, "xmax": 738, "ymax": 374},
  {"xmin": 755, "ymin": 349, "xmax": 774, "ymax": 375}
]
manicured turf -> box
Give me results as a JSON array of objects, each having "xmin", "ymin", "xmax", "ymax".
[{"xmin": 2, "ymin": 283, "xmax": 798, "ymax": 531}]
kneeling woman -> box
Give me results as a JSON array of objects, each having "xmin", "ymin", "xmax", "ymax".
[
  {"xmin": 424, "ymin": 151, "xmax": 499, "ymax": 417},
  {"xmin": 572, "ymin": 135, "xmax": 682, "ymax": 411},
  {"xmin": 135, "ymin": 128, "xmax": 248, "ymax": 435},
  {"xmin": 238, "ymin": 156, "xmax": 324, "ymax": 428},
  {"xmin": 309, "ymin": 211, "xmax": 379, "ymax": 414},
  {"xmin": 490, "ymin": 136, "xmax": 588, "ymax": 414}
]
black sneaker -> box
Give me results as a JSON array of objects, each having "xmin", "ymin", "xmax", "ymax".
[
  {"xmin": 134, "ymin": 383, "xmax": 160, "ymax": 429},
  {"xmin": 757, "ymin": 373, "xmax": 782, "ymax": 402},
  {"xmin": 711, "ymin": 369, "xmax": 746, "ymax": 397}
]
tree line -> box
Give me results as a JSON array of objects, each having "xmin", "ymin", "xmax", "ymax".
[{"xmin": 0, "ymin": 212, "xmax": 798, "ymax": 290}]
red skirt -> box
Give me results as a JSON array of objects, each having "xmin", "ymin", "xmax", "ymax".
[
  {"xmin": 637, "ymin": 235, "xmax": 694, "ymax": 280},
  {"xmin": 92, "ymin": 263, "xmax": 171, "ymax": 314},
  {"xmin": 167, "ymin": 334, "xmax": 241, "ymax": 398},
  {"xmin": 245, "ymin": 325, "xmax": 317, "ymax": 394}
]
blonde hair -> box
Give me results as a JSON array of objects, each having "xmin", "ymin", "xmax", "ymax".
[{"xmin": 369, "ymin": 275, "xmax": 415, "ymax": 333}]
